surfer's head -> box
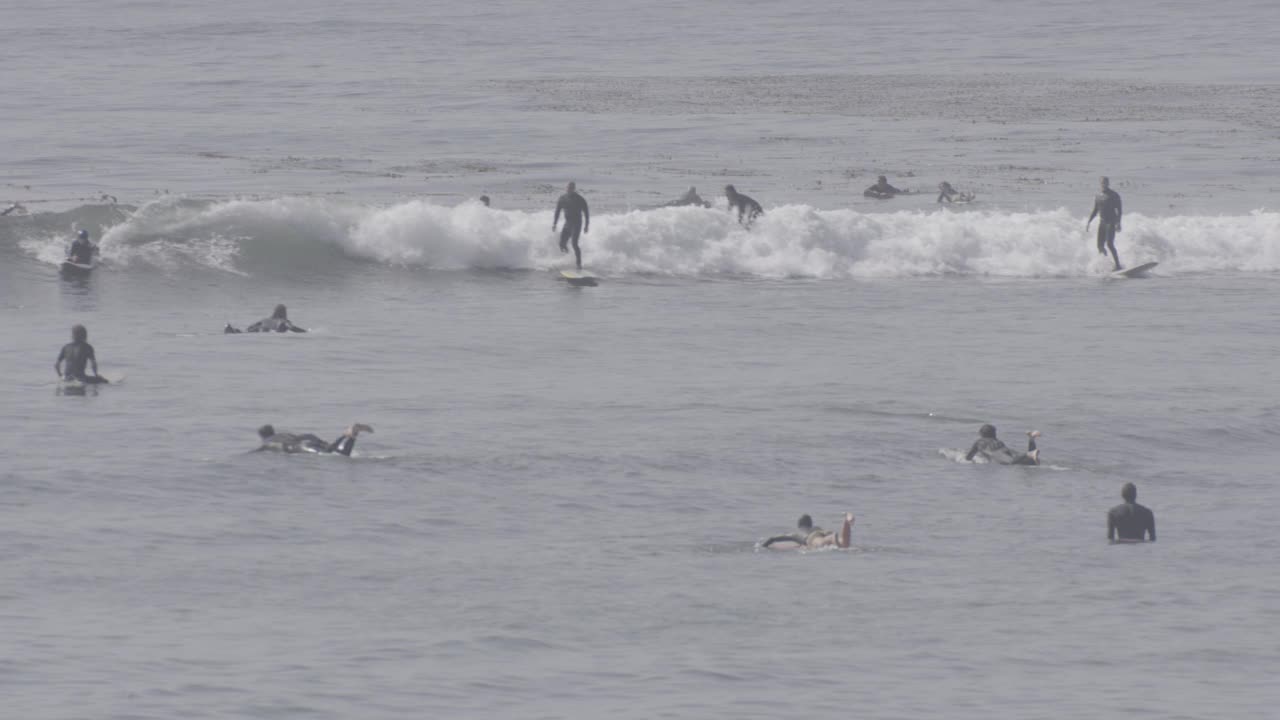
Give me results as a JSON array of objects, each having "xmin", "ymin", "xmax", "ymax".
[
  {"xmin": 1100, "ymin": 176, "xmax": 1110, "ymax": 190},
  {"xmin": 979, "ymin": 423, "xmax": 997, "ymax": 438},
  {"xmin": 797, "ymin": 514, "xmax": 814, "ymax": 531},
  {"xmin": 939, "ymin": 181, "xmax": 953, "ymax": 192},
  {"xmin": 1121, "ymin": 482, "xmax": 1137, "ymax": 503},
  {"xmin": 71, "ymin": 324, "xmax": 87, "ymax": 342},
  {"xmin": 271, "ymin": 304, "xmax": 288, "ymax": 319},
  {"xmin": 724, "ymin": 184, "xmax": 736, "ymax": 196},
  {"xmin": 258, "ymin": 424, "xmax": 275, "ymax": 440},
  {"xmin": 77, "ymin": 230, "xmax": 89, "ymax": 241},
  {"xmin": 479, "ymin": 195, "xmax": 490, "ymax": 207},
  {"xmin": 878, "ymin": 175, "xmax": 888, "ymax": 184},
  {"xmin": 566, "ymin": 181, "xmax": 576, "ymax": 193}
]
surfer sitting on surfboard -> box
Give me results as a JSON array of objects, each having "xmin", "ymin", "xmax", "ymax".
[
  {"xmin": 863, "ymin": 175, "xmax": 905, "ymax": 199},
  {"xmin": 761, "ymin": 512, "xmax": 854, "ymax": 549},
  {"xmin": 66, "ymin": 230, "xmax": 98, "ymax": 265},
  {"xmin": 1108, "ymin": 482, "xmax": 1155, "ymax": 542},
  {"xmin": 255, "ymin": 423, "xmax": 372, "ymax": 456},
  {"xmin": 965, "ymin": 425, "xmax": 1041, "ymax": 465},
  {"xmin": 55, "ymin": 324, "xmax": 108, "ymax": 384}
]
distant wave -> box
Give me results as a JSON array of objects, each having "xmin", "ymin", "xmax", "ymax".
[{"xmin": 6, "ymin": 196, "xmax": 1280, "ymax": 279}]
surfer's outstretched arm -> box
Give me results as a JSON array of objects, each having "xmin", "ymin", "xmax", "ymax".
[
  {"xmin": 836, "ymin": 512, "xmax": 854, "ymax": 548},
  {"xmin": 964, "ymin": 440, "xmax": 981, "ymax": 462}
]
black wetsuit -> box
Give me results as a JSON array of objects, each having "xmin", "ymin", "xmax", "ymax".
[
  {"xmin": 726, "ymin": 191, "xmax": 763, "ymax": 225},
  {"xmin": 67, "ymin": 239, "xmax": 97, "ymax": 264},
  {"xmin": 1091, "ymin": 188, "xmax": 1123, "ymax": 269},
  {"xmin": 965, "ymin": 435, "xmax": 1037, "ymax": 465},
  {"xmin": 762, "ymin": 525, "xmax": 828, "ymax": 547},
  {"xmin": 259, "ymin": 431, "xmax": 357, "ymax": 456},
  {"xmin": 554, "ymin": 191, "xmax": 590, "ymax": 269},
  {"xmin": 245, "ymin": 317, "xmax": 306, "ymax": 333},
  {"xmin": 1108, "ymin": 501, "xmax": 1155, "ymax": 542},
  {"xmin": 864, "ymin": 182, "xmax": 903, "ymax": 199},
  {"xmin": 56, "ymin": 340, "xmax": 106, "ymax": 383}
]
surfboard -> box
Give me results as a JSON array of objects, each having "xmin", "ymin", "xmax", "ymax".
[
  {"xmin": 1113, "ymin": 261, "xmax": 1158, "ymax": 278},
  {"xmin": 559, "ymin": 269, "xmax": 599, "ymax": 287},
  {"xmin": 60, "ymin": 259, "xmax": 97, "ymax": 274}
]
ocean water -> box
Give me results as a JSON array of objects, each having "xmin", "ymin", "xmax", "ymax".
[{"xmin": 3, "ymin": 1, "xmax": 1279, "ymax": 718}]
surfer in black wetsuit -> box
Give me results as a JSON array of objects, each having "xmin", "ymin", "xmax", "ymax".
[
  {"xmin": 226, "ymin": 304, "xmax": 306, "ymax": 333},
  {"xmin": 864, "ymin": 175, "xmax": 905, "ymax": 199},
  {"xmin": 55, "ymin": 324, "xmax": 108, "ymax": 384},
  {"xmin": 761, "ymin": 512, "xmax": 854, "ymax": 549},
  {"xmin": 553, "ymin": 181, "xmax": 590, "ymax": 270},
  {"xmin": 255, "ymin": 423, "xmax": 372, "ymax": 456},
  {"xmin": 936, "ymin": 181, "xmax": 973, "ymax": 204},
  {"xmin": 1086, "ymin": 176, "xmax": 1123, "ymax": 271},
  {"xmin": 66, "ymin": 230, "xmax": 98, "ymax": 264},
  {"xmin": 479, "ymin": 195, "xmax": 490, "ymax": 207},
  {"xmin": 965, "ymin": 424, "xmax": 1041, "ymax": 465},
  {"xmin": 723, "ymin": 185, "xmax": 764, "ymax": 226},
  {"xmin": 662, "ymin": 186, "xmax": 712, "ymax": 208},
  {"xmin": 1108, "ymin": 482, "xmax": 1155, "ymax": 542}
]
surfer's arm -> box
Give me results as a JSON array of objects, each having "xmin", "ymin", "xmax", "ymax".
[
  {"xmin": 582, "ymin": 199, "xmax": 590, "ymax": 232},
  {"xmin": 1115, "ymin": 196, "xmax": 1122, "ymax": 230},
  {"xmin": 964, "ymin": 440, "xmax": 981, "ymax": 462},
  {"xmin": 553, "ymin": 199, "xmax": 563, "ymax": 229},
  {"xmin": 1107, "ymin": 512, "xmax": 1116, "ymax": 541},
  {"xmin": 285, "ymin": 321, "xmax": 307, "ymax": 333},
  {"xmin": 55, "ymin": 348, "xmax": 65, "ymax": 377},
  {"xmin": 1147, "ymin": 515, "xmax": 1155, "ymax": 542},
  {"xmin": 1087, "ymin": 204, "xmax": 1098, "ymax": 227}
]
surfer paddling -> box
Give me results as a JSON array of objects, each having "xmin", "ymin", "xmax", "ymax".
[
  {"xmin": 761, "ymin": 512, "xmax": 854, "ymax": 549},
  {"xmin": 1086, "ymin": 176, "xmax": 1123, "ymax": 270},
  {"xmin": 965, "ymin": 425, "xmax": 1041, "ymax": 465},
  {"xmin": 864, "ymin": 175, "xmax": 906, "ymax": 199},
  {"xmin": 553, "ymin": 181, "xmax": 590, "ymax": 270},
  {"xmin": 255, "ymin": 423, "xmax": 372, "ymax": 456},
  {"xmin": 66, "ymin": 230, "xmax": 98, "ymax": 265},
  {"xmin": 225, "ymin": 304, "xmax": 307, "ymax": 333},
  {"xmin": 55, "ymin": 324, "xmax": 108, "ymax": 384},
  {"xmin": 662, "ymin": 186, "xmax": 712, "ymax": 208},
  {"xmin": 1108, "ymin": 482, "xmax": 1156, "ymax": 542}
]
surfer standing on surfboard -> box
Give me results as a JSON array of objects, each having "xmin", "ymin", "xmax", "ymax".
[
  {"xmin": 1086, "ymin": 176, "xmax": 1124, "ymax": 271},
  {"xmin": 66, "ymin": 230, "xmax": 98, "ymax": 265},
  {"xmin": 553, "ymin": 181, "xmax": 590, "ymax": 270},
  {"xmin": 55, "ymin": 324, "xmax": 108, "ymax": 384}
]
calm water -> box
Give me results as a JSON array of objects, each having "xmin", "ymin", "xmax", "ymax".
[{"xmin": 3, "ymin": 1, "xmax": 1279, "ymax": 718}]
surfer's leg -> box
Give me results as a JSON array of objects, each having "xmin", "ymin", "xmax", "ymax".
[
  {"xmin": 571, "ymin": 227, "xmax": 582, "ymax": 269},
  {"xmin": 1103, "ymin": 226, "xmax": 1121, "ymax": 269},
  {"xmin": 559, "ymin": 225, "xmax": 571, "ymax": 253}
]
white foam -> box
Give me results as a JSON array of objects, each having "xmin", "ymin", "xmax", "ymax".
[{"xmin": 23, "ymin": 197, "xmax": 1280, "ymax": 278}]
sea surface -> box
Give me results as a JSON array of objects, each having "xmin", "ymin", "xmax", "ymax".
[{"xmin": 3, "ymin": 1, "xmax": 1279, "ymax": 718}]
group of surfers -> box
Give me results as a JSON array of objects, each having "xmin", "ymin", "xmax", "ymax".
[{"xmin": 50, "ymin": 323, "xmax": 1158, "ymax": 546}]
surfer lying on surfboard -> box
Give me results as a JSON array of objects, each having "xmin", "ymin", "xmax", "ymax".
[
  {"xmin": 55, "ymin": 324, "xmax": 109, "ymax": 384},
  {"xmin": 965, "ymin": 425, "xmax": 1040, "ymax": 465},
  {"xmin": 224, "ymin": 304, "xmax": 307, "ymax": 333},
  {"xmin": 255, "ymin": 423, "xmax": 372, "ymax": 456},
  {"xmin": 761, "ymin": 512, "xmax": 854, "ymax": 549}
]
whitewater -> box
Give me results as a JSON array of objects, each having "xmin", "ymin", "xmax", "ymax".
[{"xmin": 3, "ymin": 1, "xmax": 1279, "ymax": 719}]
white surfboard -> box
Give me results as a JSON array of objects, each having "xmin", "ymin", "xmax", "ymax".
[
  {"xmin": 559, "ymin": 269, "xmax": 599, "ymax": 287},
  {"xmin": 1113, "ymin": 261, "xmax": 1158, "ymax": 278}
]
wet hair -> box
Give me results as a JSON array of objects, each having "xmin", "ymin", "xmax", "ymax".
[
  {"xmin": 271, "ymin": 304, "xmax": 287, "ymax": 319},
  {"xmin": 878, "ymin": 175, "xmax": 888, "ymax": 183},
  {"xmin": 797, "ymin": 514, "xmax": 813, "ymax": 531},
  {"xmin": 1121, "ymin": 482, "xmax": 1137, "ymax": 503},
  {"xmin": 77, "ymin": 229, "xmax": 89, "ymax": 240},
  {"xmin": 479, "ymin": 195, "xmax": 490, "ymax": 206},
  {"xmin": 1101, "ymin": 176, "xmax": 1110, "ymax": 187},
  {"xmin": 71, "ymin": 324, "xmax": 87, "ymax": 342},
  {"xmin": 258, "ymin": 424, "xmax": 275, "ymax": 439},
  {"xmin": 724, "ymin": 184, "xmax": 736, "ymax": 194},
  {"xmin": 979, "ymin": 424, "xmax": 996, "ymax": 438},
  {"xmin": 567, "ymin": 181, "xmax": 576, "ymax": 192}
]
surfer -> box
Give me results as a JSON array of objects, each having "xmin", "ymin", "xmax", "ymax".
[
  {"xmin": 723, "ymin": 185, "xmax": 764, "ymax": 226},
  {"xmin": 1086, "ymin": 176, "xmax": 1123, "ymax": 271},
  {"xmin": 225, "ymin": 304, "xmax": 306, "ymax": 333},
  {"xmin": 552, "ymin": 181, "xmax": 590, "ymax": 270},
  {"xmin": 936, "ymin": 181, "xmax": 973, "ymax": 204},
  {"xmin": 55, "ymin": 324, "xmax": 108, "ymax": 384},
  {"xmin": 662, "ymin": 186, "xmax": 712, "ymax": 208},
  {"xmin": 66, "ymin": 230, "xmax": 98, "ymax": 264},
  {"xmin": 864, "ymin": 175, "xmax": 905, "ymax": 199},
  {"xmin": 761, "ymin": 512, "xmax": 854, "ymax": 549},
  {"xmin": 255, "ymin": 423, "xmax": 373, "ymax": 456},
  {"xmin": 1108, "ymin": 482, "xmax": 1156, "ymax": 542},
  {"xmin": 964, "ymin": 425, "xmax": 1041, "ymax": 465},
  {"xmin": 479, "ymin": 195, "xmax": 490, "ymax": 207}
]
